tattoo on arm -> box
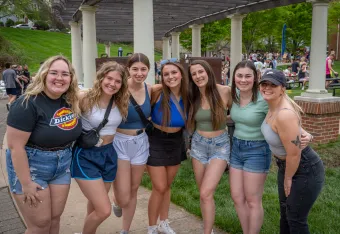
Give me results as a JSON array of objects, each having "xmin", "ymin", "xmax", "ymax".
[{"xmin": 291, "ymin": 136, "xmax": 302, "ymax": 149}]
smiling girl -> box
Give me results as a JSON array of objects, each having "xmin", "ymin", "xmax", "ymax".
[
  {"xmin": 71, "ymin": 61, "xmax": 129, "ymax": 234},
  {"xmin": 187, "ymin": 60, "xmax": 232, "ymax": 234},
  {"xmin": 147, "ymin": 59, "xmax": 188, "ymax": 234},
  {"xmin": 112, "ymin": 53, "xmax": 152, "ymax": 234},
  {"xmin": 6, "ymin": 55, "xmax": 81, "ymax": 234}
]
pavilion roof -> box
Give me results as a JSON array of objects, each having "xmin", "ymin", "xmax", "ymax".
[{"xmin": 52, "ymin": 0, "xmax": 305, "ymax": 43}]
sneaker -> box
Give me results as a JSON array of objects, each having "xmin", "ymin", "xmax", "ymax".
[
  {"xmin": 120, "ymin": 231, "xmax": 128, "ymax": 234},
  {"xmin": 148, "ymin": 225, "xmax": 159, "ymax": 234},
  {"xmin": 302, "ymin": 86, "xmax": 305, "ymax": 90},
  {"xmin": 158, "ymin": 219, "xmax": 176, "ymax": 234},
  {"xmin": 112, "ymin": 202, "xmax": 122, "ymax": 217}
]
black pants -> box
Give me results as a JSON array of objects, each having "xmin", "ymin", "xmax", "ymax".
[{"xmin": 276, "ymin": 146, "xmax": 324, "ymax": 234}]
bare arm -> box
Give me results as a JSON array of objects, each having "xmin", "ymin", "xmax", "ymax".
[
  {"xmin": 275, "ymin": 110, "xmax": 302, "ymax": 196},
  {"xmin": 7, "ymin": 126, "xmax": 31, "ymax": 186},
  {"xmin": 7, "ymin": 126, "xmax": 42, "ymax": 205},
  {"xmin": 328, "ymin": 59, "xmax": 337, "ymax": 73},
  {"xmin": 217, "ymin": 84, "xmax": 232, "ymax": 110}
]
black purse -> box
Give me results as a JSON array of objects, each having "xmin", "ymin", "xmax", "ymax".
[
  {"xmin": 76, "ymin": 96, "xmax": 114, "ymax": 148},
  {"xmin": 129, "ymin": 94, "xmax": 154, "ymax": 135}
]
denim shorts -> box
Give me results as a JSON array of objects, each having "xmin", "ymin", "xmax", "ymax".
[
  {"xmin": 230, "ymin": 137, "xmax": 271, "ymax": 173},
  {"xmin": 6, "ymin": 146, "xmax": 72, "ymax": 194},
  {"xmin": 113, "ymin": 132, "xmax": 149, "ymax": 165},
  {"xmin": 71, "ymin": 143, "xmax": 117, "ymax": 182},
  {"xmin": 190, "ymin": 131, "xmax": 230, "ymax": 164}
]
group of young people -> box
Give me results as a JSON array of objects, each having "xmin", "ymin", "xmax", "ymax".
[
  {"xmin": 2, "ymin": 63, "xmax": 31, "ymax": 110},
  {"xmin": 5, "ymin": 53, "xmax": 324, "ymax": 234}
]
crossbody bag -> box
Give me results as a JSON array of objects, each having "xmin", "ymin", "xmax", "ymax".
[
  {"xmin": 76, "ymin": 96, "xmax": 114, "ymax": 148},
  {"xmin": 129, "ymin": 94, "xmax": 154, "ymax": 135}
]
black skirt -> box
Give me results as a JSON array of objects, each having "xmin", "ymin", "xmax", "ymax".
[{"xmin": 147, "ymin": 127, "xmax": 186, "ymax": 166}]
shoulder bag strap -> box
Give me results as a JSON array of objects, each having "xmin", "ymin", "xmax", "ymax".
[
  {"xmin": 129, "ymin": 94, "xmax": 151, "ymax": 127},
  {"xmin": 170, "ymin": 93, "xmax": 186, "ymax": 121},
  {"xmin": 95, "ymin": 96, "xmax": 114, "ymax": 132}
]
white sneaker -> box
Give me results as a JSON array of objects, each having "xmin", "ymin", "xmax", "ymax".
[
  {"xmin": 302, "ymin": 86, "xmax": 305, "ymax": 90},
  {"xmin": 158, "ymin": 219, "xmax": 176, "ymax": 234},
  {"xmin": 148, "ymin": 225, "xmax": 159, "ymax": 234}
]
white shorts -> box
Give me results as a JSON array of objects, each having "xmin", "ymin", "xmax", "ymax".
[{"xmin": 113, "ymin": 132, "xmax": 149, "ymax": 165}]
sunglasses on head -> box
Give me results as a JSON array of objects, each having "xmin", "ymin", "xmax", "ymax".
[{"xmin": 160, "ymin": 58, "xmax": 179, "ymax": 66}]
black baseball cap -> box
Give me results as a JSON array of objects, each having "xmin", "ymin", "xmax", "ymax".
[{"xmin": 259, "ymin": 69, "xmax": 286, "ymax": 87}]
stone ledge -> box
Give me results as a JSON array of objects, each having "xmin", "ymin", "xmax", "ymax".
[{"xmin": 294, "ymin": 96, "xmax": 340, "ymax": 103}]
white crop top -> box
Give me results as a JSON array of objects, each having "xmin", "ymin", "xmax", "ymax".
[{"xmin": 81, "ymin": 105, "xmax": 122, "ymax": 136}]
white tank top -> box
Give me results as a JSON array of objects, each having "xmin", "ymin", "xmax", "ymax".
[{"xmin": 82, "ymin": 105, "xmax": 122, "ymax": 136}]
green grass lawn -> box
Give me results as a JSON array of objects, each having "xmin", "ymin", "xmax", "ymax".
[
  {"xmin": 0, "ymin": 27, "xmax": 162, "ymax": 72},
  {"xmin": 142, "ymin": 138, "xmax": 340, "ymax": 234}
]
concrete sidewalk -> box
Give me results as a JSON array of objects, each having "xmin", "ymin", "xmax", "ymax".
[{"xmin": 0, "ymin": 99, "xmax": 226, "ymax": 234}]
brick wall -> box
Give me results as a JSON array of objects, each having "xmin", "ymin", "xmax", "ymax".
[{"xmin": 295, "ymin": 100, "xmax": 340, "ymax": 144}]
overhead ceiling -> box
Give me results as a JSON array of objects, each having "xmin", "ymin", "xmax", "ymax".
[{"xmin": 52, "ymin": 0, "xmax": 306, "ymax": 43}]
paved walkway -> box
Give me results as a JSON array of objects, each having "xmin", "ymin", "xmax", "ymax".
[{"xmin": 0, "ymin": 99, "xmax": 227, "ymax": 234}]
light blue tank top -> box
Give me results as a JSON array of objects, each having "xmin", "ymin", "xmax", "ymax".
[{"xmin": 261, "ymin": 108, "xmax": 301, "ymax": 157}]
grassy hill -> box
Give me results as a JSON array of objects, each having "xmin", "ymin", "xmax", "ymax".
[{"xmin": 0, "ymin": 27, "xmax": 162, "ymax": 72}]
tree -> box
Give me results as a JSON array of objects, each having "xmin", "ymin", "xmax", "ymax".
[
  {"xmin": 180, "ymin": 18, "xmax": 231, "ymax": 54},
  {"xmin": 328, "ymin": 0, "xmax": 340, "ymax": 34},
  {"xmin": 281, "ymin": 3, "xmax": 312, "ymax": 54},
  {"xmin": 0, "ymin": 0, "xmax": 52, "ymax": 22}
]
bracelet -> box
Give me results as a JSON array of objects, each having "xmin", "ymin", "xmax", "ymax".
[{"xmin": 309, "ymin": 134, "xmax": 314, "ymax": 142}]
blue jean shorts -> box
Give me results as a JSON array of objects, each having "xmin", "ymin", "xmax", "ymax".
[
  {"xmin": 71, "ymin": 143, "xmax": 117, "ymax": 182},
  {"xmin": 190, "ymin": 131, "xmax": 230, "ymax": 164},
  {"xmin": 6, "ymin": 146, "xmax": 72, "ymax": 194},
  {"xmin": 230, "ymin": 137, "xmax": 271, "ymax": 173}
]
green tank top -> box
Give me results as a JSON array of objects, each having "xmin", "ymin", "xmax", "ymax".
[{"xmin": 195, "ymin": 107, "xmax": 227, "ymax": 132}]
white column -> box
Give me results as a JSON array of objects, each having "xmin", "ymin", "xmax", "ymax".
[
  {"xmin": 105, "ymin": 42, "xmax": 111, "ymax": 57},
  {"xmin": 69, "ymin": 21, "xmax": 83, "ymax": 84},
  {"xmin": 80, "ymin": 5, "xmax": 97, "ymax": 89},
  {"xmin": 171, "ymin": 32, "xmax": 181, "ymax": 59},
  {"xmin": 229, "ymin": 14, "xmax": 244, "ymax": 84},
  {"xmin": 162, "ymin": 37, "xmax": 171, "ymax": 60},
  {"xmin": 134, "ymin": 0, "xmax": 155, "ymax": 84},
  {"xmin": 190, "ymin": 24, "xmax": 204, "ymax": 57},
  {"xmin": 302, "ymin": 0, "xmax": 331, "ymax": 97}
]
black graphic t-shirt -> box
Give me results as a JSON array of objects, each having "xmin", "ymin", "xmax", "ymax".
[{"xmin": 7, "ymin": 93, "xmax": 82, "ymax": 148}]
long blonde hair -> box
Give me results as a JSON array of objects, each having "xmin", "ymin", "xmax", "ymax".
[
  {"xmin": 284, "ymin": 93, "xmax": 303, "ymax": 120},
  {"xmin": 80, "ymin": 61, "xmax": 129, "ymax": 119},
  {"xmin": 23, "ymin": 55, "xmax": 80, "ymax": 115}
]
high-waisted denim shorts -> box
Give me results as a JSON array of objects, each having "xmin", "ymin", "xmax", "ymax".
[
  {"xmin": 6, "ymin": 146, "xmax": 72, "ymax": 194},
  {"xmin": 190, "ymin": 131, "xmax": 230, "ymax": 164},
  {"xmin": 230, "ymin": 137, "xmax": 271, "ymax": 173}
]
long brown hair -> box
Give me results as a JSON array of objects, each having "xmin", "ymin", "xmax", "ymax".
[
  {"xmin": 187, "ymin": 60, "xmax": 225, "ymax": 131},
  {"xmin": 80, "ymin": 61, "xmax": 129, "ymax": 119},
  {"xmin": 231, "ymin": 60, "xmax": 259, "ymax": 105},
  {"xmin": 153, "ymin": 62, "xmax": 188, "ymax": 126}
]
